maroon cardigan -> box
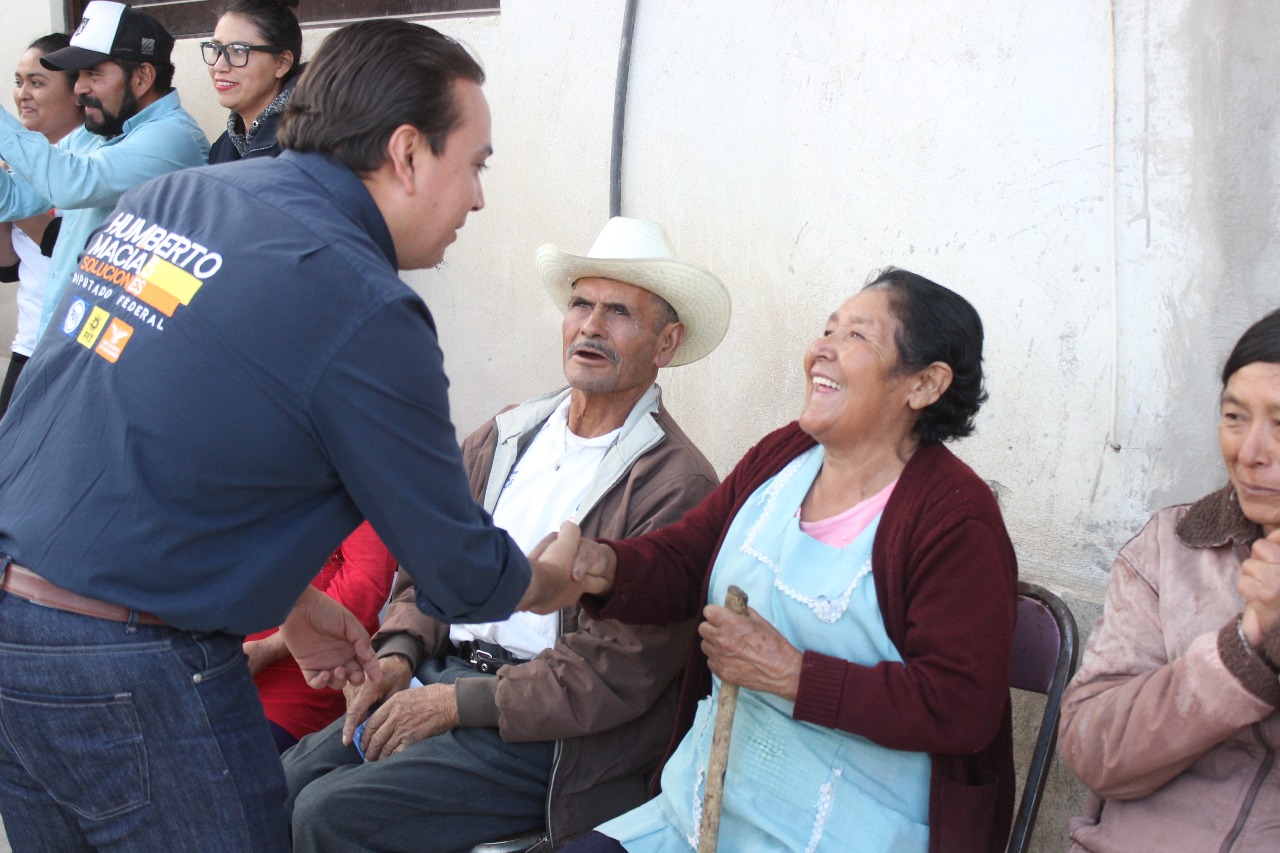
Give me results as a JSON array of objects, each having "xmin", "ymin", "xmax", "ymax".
[{"xmin": 589, "ymin": 422, "xmax": 1018, "ymax": 853}]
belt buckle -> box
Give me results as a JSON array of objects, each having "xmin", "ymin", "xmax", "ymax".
[{"xmin": 469, "ymin": 648, "xmax": 502, "ymax": 674}]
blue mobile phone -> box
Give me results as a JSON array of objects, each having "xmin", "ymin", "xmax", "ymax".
[{"xmin": 353, "ymin": 721, "xmax": 368, "ymax": 761}]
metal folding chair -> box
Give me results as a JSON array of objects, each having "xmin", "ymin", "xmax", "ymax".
[{"xmin": 1007, "ymin": 581, "xmax": 1079, "ymax": 853}]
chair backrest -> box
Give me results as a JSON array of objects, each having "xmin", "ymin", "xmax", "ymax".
[{"xmin": 1007, "ymin": 581, "xmax": 1079, "ymax": 853}]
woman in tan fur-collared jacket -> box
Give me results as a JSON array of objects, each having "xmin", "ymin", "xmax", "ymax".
[{"xmin": 1060, "ymin": 308, "xmax": 1280, "ymax": 853}]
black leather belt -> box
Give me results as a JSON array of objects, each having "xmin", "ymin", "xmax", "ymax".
[{"xmin": 455, "ymin": 639, "xmax": 530, "ymax": 674}]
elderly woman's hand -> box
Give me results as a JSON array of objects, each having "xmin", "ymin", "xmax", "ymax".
[
  {"xmin": 700, "ymin": 604, "xmax": 803, "ymax": 701},
  {"xmin": 570, "ymin": 538, "xmax": 617, "ymax": 598},
  {"xmin": 1240, "ymin": 528, "xmax": 1280, "ymax": 646}
]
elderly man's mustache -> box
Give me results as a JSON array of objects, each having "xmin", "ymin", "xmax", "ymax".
[
  {"xmin": 569, "ymin": 341, "xmax": 619, "ymax": 364},
  {"xmin": 76, "ymin": 95, "xmax": 103, "ymax": 110}
]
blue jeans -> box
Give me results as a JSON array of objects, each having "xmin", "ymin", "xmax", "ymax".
[{"xmin": 0, "ymin": 591, "xmax": 289, "ymax": 852}]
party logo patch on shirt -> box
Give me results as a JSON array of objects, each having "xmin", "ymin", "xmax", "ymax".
[
  {"xmin": 62, "ymin": 297, "xmax": 88, "ymax": 337},
  {"xmin": 94, "ymin": 318, "xmax": 134, "ymax": 363},
  {"xmin": 75, "ymin": 306, "xmax": 111, "ymax": 349}
]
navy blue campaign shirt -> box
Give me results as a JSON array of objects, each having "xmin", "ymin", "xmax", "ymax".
[{"xmin": 0, "ymin": 151, "xmax": 530, "ymax": 635}]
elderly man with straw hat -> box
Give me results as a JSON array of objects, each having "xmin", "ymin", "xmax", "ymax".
[{"xmin": 284, "ymin": 217, "xmax": 732, "ymax": 852}]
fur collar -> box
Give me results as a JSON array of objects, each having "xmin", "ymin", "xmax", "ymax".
[{"xmin": 1175, "ymin": 483, "xmax": 1261, "ymax": 550}]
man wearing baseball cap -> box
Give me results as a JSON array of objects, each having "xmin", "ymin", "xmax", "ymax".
[{"xmin": 0, "ymin": 1, "xmax": 206, "ymax": 349}]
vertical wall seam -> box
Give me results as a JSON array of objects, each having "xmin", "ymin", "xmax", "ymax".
[{"xmin": 1107, "ymin": 0, "xmax": 1122, "ymax": 452}]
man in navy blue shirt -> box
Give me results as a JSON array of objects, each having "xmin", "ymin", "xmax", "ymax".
[{"xmin": 0, "ymin": 20, "xmax": 582, "ymax": 853}]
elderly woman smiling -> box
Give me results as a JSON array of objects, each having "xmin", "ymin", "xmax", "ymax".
[{"xmin": 563, "ymin": 268, "xmax": 1018, "ymax": 853}]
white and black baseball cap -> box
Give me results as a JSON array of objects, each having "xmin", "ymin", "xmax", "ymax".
[{"xmin": 42, "ymin": 1, "xmax": 175, "ymax": 71}]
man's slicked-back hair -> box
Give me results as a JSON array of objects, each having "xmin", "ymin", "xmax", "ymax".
[{"xmin": 277, "ymin": 20, "xmax": 484, "ymax": 172}]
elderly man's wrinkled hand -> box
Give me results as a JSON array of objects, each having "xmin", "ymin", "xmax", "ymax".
[
  {"xmin": 281, "ymin": 586, "xmax": 382, "ymax": 691},
  {"xmin": 242, "ymin": 633, "xmax": 288, "ymax": 678},
  {"xmin": 700, "ymin": 604, "xmax": 803, "ymax": 702},
  {"xmin": 358, "ymin": 683, "xmax": 459, "ymax": 761},
  {"xmin": 1240, "ymin": 528, "xmax": 1280, "ymax": 647},
  {"xmin": 342, "ymin": 654, "xmax": 414, "ymax": 747}
]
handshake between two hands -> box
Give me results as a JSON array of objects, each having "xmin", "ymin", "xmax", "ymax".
[
  {"xmin": 517, "ymin": 520, "xmax": 616, "ymax": 614},
  {"xmin": 280, "ymin": 521, "xmax": 616, "ymax": 692}
]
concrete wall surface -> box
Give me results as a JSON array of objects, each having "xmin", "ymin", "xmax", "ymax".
[{"xmin": 2, "ymin": 1, "xmax": 1279, "ymax": 851}]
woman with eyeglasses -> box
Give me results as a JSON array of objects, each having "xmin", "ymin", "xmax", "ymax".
[{"xmin": 203, "ymin": 0, "xmax": 303, "ymax": 163}]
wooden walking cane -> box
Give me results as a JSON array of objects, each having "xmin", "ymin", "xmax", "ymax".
[{"xmin": 697, "ymin": 585, "xmax": 748, "ymax": 853}]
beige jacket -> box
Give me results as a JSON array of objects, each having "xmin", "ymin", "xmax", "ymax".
[
  {"xmin": 374, "ymin": 385, "xmax": 717, "ymax": 845},
  {"xmin": 1059, "ymin": 485, "xmax": 1280, "ymax": 852}
]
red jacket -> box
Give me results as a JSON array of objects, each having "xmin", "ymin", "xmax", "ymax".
[
  {"xmin": 248, "ymin": 521, "xmax": 397, "ymax": 739},
  {"xmin": 590, "ymin": 422, "xmax": 1018, "ymax": 853}
]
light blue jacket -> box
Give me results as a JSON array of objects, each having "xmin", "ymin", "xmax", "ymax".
[{"xmin": 0, "ymin": 90, "xmax": 208, "ymax": 338}]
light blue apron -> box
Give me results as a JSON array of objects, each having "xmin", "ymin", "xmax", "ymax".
[{"xmin": 599, "ymin": 447, "xmax": 930, "ymax": 852}]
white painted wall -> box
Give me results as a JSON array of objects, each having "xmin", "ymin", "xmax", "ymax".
[
  {"xmin": 8, "ymin": 0, "xmax": 1279, "ymax": 604},
  {"xmin": 3, "ymin": 1, "xmax": 1277, "ymax": 847},
  {"xmin": 400, "ymin": 0, "xmax": 1279, "ymax": 608},
  {"xmin": 0, "ymin": 4, "xmax": 61, "ymax": 72}
]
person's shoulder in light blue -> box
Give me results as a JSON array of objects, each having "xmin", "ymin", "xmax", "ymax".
[{"xmin": 24, "ymin": 1, "xmax": 210, "ymax": 338}]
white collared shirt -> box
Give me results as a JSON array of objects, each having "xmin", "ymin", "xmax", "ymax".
[{"xmin": 450, "ymin": 397, "xmax": 620, "ymax": 659}]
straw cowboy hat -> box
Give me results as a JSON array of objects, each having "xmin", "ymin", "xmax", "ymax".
[{"xmin": 535, "ymin": 217, "xmax": 732, "ymax": 367}]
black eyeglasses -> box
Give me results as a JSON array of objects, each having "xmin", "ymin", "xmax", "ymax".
[{"xmin": 200, "ymin": 41, "xmax": 284, "ymax": 68}]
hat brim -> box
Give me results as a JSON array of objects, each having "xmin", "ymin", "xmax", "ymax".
[
  {"xmin": 40, "ymin": 45, "xmax": 112, "ymax": 71},
  {"xmin": 535, "ymin": 246, "xmax": 731, "ymax": 367}
]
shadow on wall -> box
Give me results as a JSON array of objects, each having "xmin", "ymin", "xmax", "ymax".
[{"xmin": 1143, "ymin": 0, "xmax": 1280, "ymax": 512}]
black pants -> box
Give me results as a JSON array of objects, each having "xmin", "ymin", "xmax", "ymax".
[
  {"xmin": 283, "ymin": 656, "xmax": 554, "ymax": 853},
  {"xmin": 0, "ymin": 352, "xmax": 29, "ymax": 418},
  {"xmin": 560, "ymin": 831, "xmax": 627, "ymax": 852}
]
